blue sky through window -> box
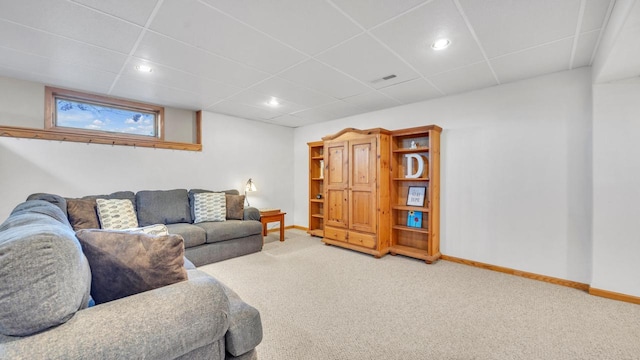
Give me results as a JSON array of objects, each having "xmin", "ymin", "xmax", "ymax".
[{"xmin": 55, "ymin": 98, "xmax": 157, "ymax": 137}]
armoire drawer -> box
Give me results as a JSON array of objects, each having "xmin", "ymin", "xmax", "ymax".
[
  {"xmin": 348, "ymin": 231, "xmax": 376, "ymax": 249},
  {"xmin": 324, "ymin": 227, "xmax": 347, "ymax": 242}
]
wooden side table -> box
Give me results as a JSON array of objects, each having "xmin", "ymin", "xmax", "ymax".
[{"xmin": 260, "ymin": 212, "xmax": 286, "ymax": 242}]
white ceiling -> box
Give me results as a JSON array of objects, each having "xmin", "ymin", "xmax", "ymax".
[{"xmin": 0, "ymin": 0, "xmax": 616, "ymax": 128}]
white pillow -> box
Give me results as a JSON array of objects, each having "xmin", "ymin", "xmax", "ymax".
[
  {"xmin": 96, "ymin": 198, "xmax": 139, "ymax": 230},
  {"xmin": 193, "ymin": 192, "xmax": 226, "ymax": 223},
  {"xmin": 122, "ymin": 224, "xmax": 169, "ymax": 236}
]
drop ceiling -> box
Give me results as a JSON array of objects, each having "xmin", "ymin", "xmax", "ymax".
[{"xmin": 0, "ymin": 0, "xmax": 615, "ymax": 127}]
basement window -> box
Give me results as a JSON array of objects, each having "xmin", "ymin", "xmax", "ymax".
[{"xmin": 45, "ymin": 86, "xmax": 164, "ymax": 140}]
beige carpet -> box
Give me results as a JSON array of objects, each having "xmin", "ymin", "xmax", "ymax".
[{"xmin": 200, "ymin": 230, "xmax": 640, "ymax": 360}]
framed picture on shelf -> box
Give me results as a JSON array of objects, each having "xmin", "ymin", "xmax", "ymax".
[
  {"xmin": 407, "ymin": 210, "xmax": 423, "ymax": 228},
  {"xmin": 406, "ymin": 186, "xmax": 426, "ymax": 207}
]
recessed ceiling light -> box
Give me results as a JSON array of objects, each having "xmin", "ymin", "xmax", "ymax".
[
  {"xmin": 135, "ymin": 64, "xmax": 153, "ymax": 73},
  {"xmin": 431, "ymin": 38, "xmax": 451, "ymax": 50},
  {"xmin": 266, "ymin": 97, "xmax": 280, "ymax": 107}
]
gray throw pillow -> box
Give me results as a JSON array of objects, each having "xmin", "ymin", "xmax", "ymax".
[
  {"xmin": 76, "ymin": 229, "xmax": 188, "ymax": 304},
  {"xmin": 136, "ymin": 189, "xmax": 192, "ymax": 226}
]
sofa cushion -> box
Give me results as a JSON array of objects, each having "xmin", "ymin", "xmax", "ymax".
[
  {"xmin": 66, "ymin": 198, "xmax": 99, "ymax": 230},
  {"xmin": 166, "ymin": 223, "xmax": 206, "ymax": 248},
  {"xmin": 26, "ymin": 193, "xmax": 68, "ymax": 217},
  {"xmin": 82, "ymin": 191, "xmax": 137, "ymax": 210},
  {"xmin": 226, "ymin": 195, "xmax": 245, "ymax": 220},
  {"xmin": 96, "ymin": 198, "xmax": 139, "ymax": 230},
  {"xmin": 137, "ymin": 189, "xmax": 192, "ymax": 226},
  {"xmin": 76, "ymin": 229, "xmax": 188, "ymax": 305},
  {"xmin": 193, "ymin": 192, "xmax": 226, "ymax": 223},
  {"xmin": 0, "ymin": 200, "xmax": 91, "ymax": 336},
  {"xmin": 195, "ymin": 220, "xmax": 262, "ymax": 244}
]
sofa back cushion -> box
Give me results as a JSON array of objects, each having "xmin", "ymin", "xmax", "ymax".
[
  {"xmin": 136, "ymin": 189, "xmax": 192, "ymax": 226},
  {"xmin": 0, "ymin": 201, "xmax": 92, "ymax": 336}
]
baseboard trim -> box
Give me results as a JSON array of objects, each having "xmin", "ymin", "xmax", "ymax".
[
  {"xmin": 441, "ymin": 255, "xmax": 590, "ymax": 291},
  {"xmin": 589, "ymin": 287, "xmax": 640, "ymax": 305},
  {"xmin": 292, "ymin": 225, "xmax": 308, "ymax": 231}
]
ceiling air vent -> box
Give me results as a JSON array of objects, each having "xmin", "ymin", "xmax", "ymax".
[{"xmin": 371, "ymin": 74, "xmax": 397, "ymax": 84}]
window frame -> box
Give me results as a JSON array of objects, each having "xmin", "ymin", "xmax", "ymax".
[{"xmin": 45, "ymin": 86, "xmax": 165, "ymax": 141}]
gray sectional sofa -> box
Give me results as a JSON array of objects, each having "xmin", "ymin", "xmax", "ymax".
[
  {"xmin": 29, "ymin": 188, "xmax": 264, "ymax": 266},
  {"xmin": 0, "ymin": 191, "xmax": 264, "ymax": 359}
]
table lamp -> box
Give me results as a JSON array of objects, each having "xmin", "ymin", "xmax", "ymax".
[{"xmin": 245, "ymin": 178, "xmax": 257, "ymax": 206}]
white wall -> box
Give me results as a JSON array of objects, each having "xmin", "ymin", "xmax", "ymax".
[
  {"xmin": 0, "ymin": 111, "xmax": 295, "ymax": 228},
  {"xmin": 294, "ymin": 68, "xmax": 593, "ymax": 283},
  {"xmin": 592, "ymin": 78, "xmax": 640, "ymax": 297}
]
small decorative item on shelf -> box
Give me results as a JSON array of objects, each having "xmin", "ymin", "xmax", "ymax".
[
  {"xmin": 404, "ymin": 154, "xmax": 425, "ymax": 178},
  {"xmin": 316, "ymin": 193, "xmax": 322, "ymax": 199},
  {"xmin": 410, "ymin": 140, "xmax": 418, "ymax": 149},
  {"xmin": 407, "ymin": 210, "xmax": 423, "ymax": 228},
  {"xmin": 319, "ymin": 160, "xmax": 324, "ymax": 179},
  {"xmin": 406, "ymin": 186, "xmax": 426, "ymax": 207}
]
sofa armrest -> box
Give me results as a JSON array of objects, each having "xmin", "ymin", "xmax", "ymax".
[
  {"xmin": 243, "ymin": 207, "xmax": 260, "ymax": 221},
  {"xmin": 0, "ymin": 271, "xmax": 230, "ymax": 360}
]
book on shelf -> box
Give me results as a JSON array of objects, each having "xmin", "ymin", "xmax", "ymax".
[{"xmin": 407, "ymin": 210, "xmax": 423, "ymax": 228}]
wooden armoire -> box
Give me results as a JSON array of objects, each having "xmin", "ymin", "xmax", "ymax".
[{"xmin": 322, "ymin": 128, "xmax": 391, "ymax": 258}]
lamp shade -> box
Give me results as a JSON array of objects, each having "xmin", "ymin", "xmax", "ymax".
[{"xmin": 245, "ymin": 178, "xmax": 257, "ymax": 192}]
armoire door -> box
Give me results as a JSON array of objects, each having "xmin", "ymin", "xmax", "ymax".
[
  {"xmin": 324, "ymin": 140, "xmax": 349, "ymax": 229},
  {"xmin": 349, "ymin": 137, "xmax": 377, "ymax": 234}
]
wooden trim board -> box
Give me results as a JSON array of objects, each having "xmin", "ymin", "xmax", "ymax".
[
  {"xmin": 0, "ymin": 125, "xmax": 202, "ymax": 151},
  {"xmin": 441, "ymin": 255, "xmax": 590, "ymax": 291},
  {"xmin": 589, "ymin": 287, "xmax": 640, "ymax": 305}
]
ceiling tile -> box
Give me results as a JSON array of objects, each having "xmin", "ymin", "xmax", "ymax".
[
  {"xmin": 289, "ymin": 108, "xmax": 326, "ymax": 123},
  {"xmin": 581, "ymin": 0, "xmax": 613, "ymax": 32},
  {"xmin": 298, "ymin": 101, "xmax": 364, "ymax": 120},
  {"xmin": 372, "ymin": 0, "xmax": 485, "ymax": 77},
  {"xmin": 0, "ymin": 46, "xmax": 116, "ymax": 93},
  {"xmin": 0, "ymin": 19, "xmax": 128, "ymax": 74},
  {"xmin": 331, "ymin": 0, "xmax": 427, "ymax": 29},
  {"xmin": 206, "ymin": 100, "xmax": 284, "ymax": 120},
  {"xmin": 149, "ymin": 0, "xmax": 306, "ymax": 73},
  {"xmin": 248, "ymin": 76, "xmax": 336, "ymax": 107},
  {"xmin": 70, "ymin": 0, "xmax": 159, "ymax": 26},
  {"xmin": 267, "ymin": 114, "xmax": 319, "ymax": 128},
  {"xmin": 316, "ymin": 34, "xmax": 420, "ymax": 89},
  {"xmin": 428, "ymin": 61, "xmax": 497, "ymax": 95},
  {"xmin": 111, "ymin": 77, "xmax": 210, "ymax": 110},
  {"xmin": 458, "ymin": 0, "xmax": 581, "ymax": 58},
  {"xmin": 342, "ymin": 91, "xmax": 401, "ymax": 112},
  {"xmin": 201, "ymin": 0, "xmax": 362, "ymax": 55},
  {"xmin": 121, "ymin": 60, "xmax": 242, "ymax": 100},
  {"xmin": 572, "ymin": 30, "xmax": 600, "ymax": 68},
  {"xmin": 135, "ymin": 32, "xmax": 270, "ymax": 88},
  {"xmin": 279, "ymin": 60, "xmax": 371, "ymax": 99},
  {"xmin": 0, "ymin": 0, "xmax": 142, "ymax": 53},
  {"xmin": 227, "ymin": 90, "xmax": 308, "ymax": 114},
  {"xmin": 378, "ymin": 78, "xmax": 442, "ymax": 104},
  {"xmin": 491, "ymin": 38, "xmax": 574, "ymax": 84}
]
